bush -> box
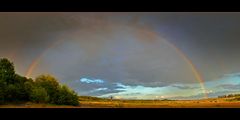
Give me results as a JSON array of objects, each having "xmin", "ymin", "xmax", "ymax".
[
  {"xmin": 5, "ymin": 84, "xmax": 21, "ymax": 101},
  {"xmin": 55, "ymin": 85, "xmax": 79, "ymax": 106},
  {"xmin": 35, "ymin": 75, "xmax": 60, "ymax": 103},
  {"xmin": 34, "ymin": 75, "xmax": 79, "ymax": 106},
  {"xmin": 30, "ymin": 87, "xmax": 49, "ymax": 103}
]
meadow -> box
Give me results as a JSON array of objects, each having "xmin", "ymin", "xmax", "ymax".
[{"xmin": 1, "ymin": 96, "xmax": 240, "ymax": 108}]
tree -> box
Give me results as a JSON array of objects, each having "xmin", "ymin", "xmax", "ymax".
[
  {"xmin": 35, "ymin": 75, "xmax": 79, "ymax": 106},
  {"xmin": 0, "ymin": 58, "xmax": 80, "ymax": 106},
  {"xmin": 0, "ymin": 58, "xmax": 15, "ymax": 84},
  {"xmin": 23, "ymin": 79, "xmax": 34, "ymax": 101},
  {"xmin": 5, "ymin": 84, "xmax": 21, "ymax": 101},
  {"xmin": 55, "ymin": 85, "xmax": 79, "ymax": 106},
  {"xmin": 35, "ymin": 75, "xmax": 60, "ymax": 103},
  {"xmin": 0, "ymin": 80, "xmax": 5, "ymax": 104},
  {"xmin": 0, "ymin": 58, "xmax": 34, "ymax": 103},
  {"xmin": 30, "ymin": 87, "xmax": 49, "ymax": 103},
  {"xmin": 0, "ymin": 58, "xmax": 17, "ymax": 102},
  {"xmin": 13, "ymin": 74, "xmax": 33, "ymax": 101}
]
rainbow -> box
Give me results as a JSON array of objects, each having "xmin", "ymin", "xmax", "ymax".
[
  {"xmin": 165, "ymin": 41, "xmax": 208, "ymax": 98},
  {"xmin": 25, "ymin": 39, "xmax": 65, "ymax": 78},
  {"xmin": 25, "ymin": 25, "xmax": 208, "ymax": 99},
  {"xmin": 142, "ymin": 29, "xmax": 208, "ymax": 98}
]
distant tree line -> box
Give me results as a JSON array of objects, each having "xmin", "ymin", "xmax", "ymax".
[
  {"xmin": 0, "ymin": 58, "xmax": 79, "ymax": 106},
  {"xmin": 218, "ymin": 94, "xmax": 240, "ymax": 98}
]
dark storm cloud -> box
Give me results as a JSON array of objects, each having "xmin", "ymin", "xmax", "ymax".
[
  {"xmin": 0, "ymin": 12, "xmax": 83, "ymax": 75},
  {"xmin": 1, "ymin": 12, "xmax": 240, "ymax": 98},
  {"xmin": 148, "ymin": 13, "xmax": 240, "ymax": 80}
]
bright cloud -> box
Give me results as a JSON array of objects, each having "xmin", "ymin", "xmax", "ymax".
[
  {"xmin": 90, "ymin": 88, "xmax": 109, "ymax": 93},
  {"xmin": 80, "ymin": 78, "xmax": 104, "ymax": 84},
  {"xmin": 80, "ymin": 72, "xmax": 240, "ymax": 99},
  {"xmin": 99, "ymin": 82, "xmax": 184, "ymax": 99}
]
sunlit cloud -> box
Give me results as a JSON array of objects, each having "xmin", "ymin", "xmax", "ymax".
[
  {"xmin": 98, "ymin": 82, "xmax": 182, "ymax": 99},
  {"xmin": 90, "ymin": 87, "xmax": 108, "ymax": 93},
  {"xmin": 80, "ymin": 78, "xmax": 104, "ymax": 84},
  {"xmin": 96, "ymin": 72, "xmax": 240, "ymax": 99}
]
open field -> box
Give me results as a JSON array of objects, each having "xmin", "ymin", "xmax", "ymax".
[
  {"xmin": 1, "ymin": 96, "xmax": 240, "ymax": 108},
  {"xmin": 78, "ymin": 97, "xmax": 240, "ymax": 108}
]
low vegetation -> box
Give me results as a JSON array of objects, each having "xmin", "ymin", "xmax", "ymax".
[
  {"xmin": 218, "ymin": 94, "xmax": 240, "ymax": 98},
  {"xmin": 218, "ymin": 94, "xmax": 240, "ymax": 102},
  {"xmin": 0, "ymin": 58, "xmax": 79, "ymax": 106},
  {"xmin": 79, "ymin": 96, "xmax": 108, "ymax": 101}
]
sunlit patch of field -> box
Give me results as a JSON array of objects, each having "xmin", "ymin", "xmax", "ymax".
[
  {"xmin": 1, "ymin": 96, "xmax": 240, "ymax": 108},
  {"xmin": 78, "ymin": 98, "xmax": 240, "ymax": 108}
]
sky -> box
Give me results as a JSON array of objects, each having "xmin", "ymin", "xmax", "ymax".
[{"xmin": 0, "ymin": 12, "xmax": 240, "ymax": 99}]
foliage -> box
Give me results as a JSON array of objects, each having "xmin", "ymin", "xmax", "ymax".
[
  {"xmin": 35, "ymin": 75, "xmax": 60, "ymax": 103},
  {"xmin": 218, "ymin": 94, "xmax": 240, "ymax": 98},
  {"xmin": 0, "ymin": 79, "xmax": 6, "ymax": 104},
  {"xmin": 55, "ymin": 85, "xmax": 79, "ymax": 106},
  {"xmin": 30, "ymin": 86, "xmax": 49, "ymax": 103},
  {"xmin": 79, "ymin": 96, "xmax": 106, "ymax": 101},
  {"xmin": 0, "ymin": 58, "xmax": 80, "ymax": 106},
  {"xmin": 35, "ymin": 75, "xmax": 79, "ymax": 106},
  {"xmin": 0, "ymin": 58, "xmax": 15, "ymax": 84}
]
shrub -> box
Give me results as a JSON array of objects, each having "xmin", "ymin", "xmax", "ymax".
[
  {"xmin": 34, "ymin": 75, "xmax": 79, "ymax": 106},
  {"xmin": 54, "ymin": 85, "xmax": 79, "ymax": 106},
  {"xmin": 35, "ymin": 75, "xmax": 60, "ymax": 103},
  {"xmin": 30, "ymin": 87, "xmax": 49, "ymax": 103}
]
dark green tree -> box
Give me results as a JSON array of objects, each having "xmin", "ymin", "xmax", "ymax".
[
  {"xmin": 30, "ymin": 86, "xmax": 49, "ymax": 103},
  {"xmin": 35, "ymin": 75, "xmax": 60, "ymax": 103},
  {"xmin": 0, "ymin": 58, "xmax": 15, "ymax": 84},
  {"xmin": 0, "ymin": 58, "xmax": 79, "ymax": 106},
  {"xmin": 35, "ymin": 75, "xmax": 79, "ymax": 106},
  {"xmin": 55, "ymin": 85, "xmax": 79, "ymax": 106},
  {"xmin": 0, "ymin": 80, "xmax": 5, "ymax": 104},
  {"xmin": 0, "ymin": 58, "xmax": 15, "ymax": 103}
]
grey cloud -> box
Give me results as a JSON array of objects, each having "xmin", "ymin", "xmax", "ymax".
[
  {"xmin": 170, "ymin": 91, "xmax": 230, "ymax": 100},
  {"xmin": 1, "ymin": 12, "xmax": 240, "ymax": 98},
  {"xmin": 217, "ymin": 84, "xmax": 240, "ymax": 90},
  {"xmin": 171, "ymin": 84, "xmax": 198, "ymax": 90},
  {"xmin": 223, "ymin": 73, "xmax": 240, "ymax": 78}
]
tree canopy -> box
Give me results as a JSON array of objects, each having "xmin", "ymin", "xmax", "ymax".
[{"xmin": 0, "ymin": 58, "xmax": 79, "ymax": 106}]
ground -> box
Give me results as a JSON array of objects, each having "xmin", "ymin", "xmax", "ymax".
[{"xmin": 1, "ymin": 96, "xmax": 240, "ymax": 108}]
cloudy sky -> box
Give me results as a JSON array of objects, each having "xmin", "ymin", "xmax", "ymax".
[{"xmin": 1, "ymin": 12, "xmax": 240, "ymax": 99}]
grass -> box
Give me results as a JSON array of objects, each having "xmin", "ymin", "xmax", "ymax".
[{"xmin": 1, "ymin": 95, "xmax": 240, "ymax": 108}]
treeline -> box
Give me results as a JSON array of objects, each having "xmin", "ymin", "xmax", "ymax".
[
  {"xmin": 218, "ymin": 94, "xmax": 240, "ymax": 98},
  {"xmin": 0, "ymin": 58, "xmax": 79, "ymax": 106},
  {"xmin": 79, "ymin": 96, "xmax": 108, "ymax": 101}
]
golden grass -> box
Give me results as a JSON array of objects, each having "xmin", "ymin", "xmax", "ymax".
[{"xmin": 1, "ymin": 97, "xmax": 240, "ymax": 108}]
